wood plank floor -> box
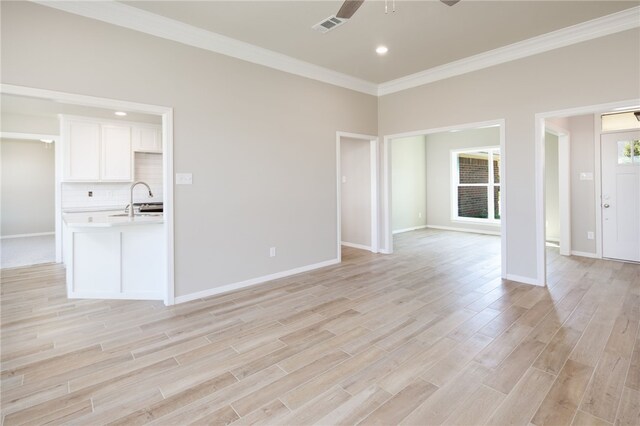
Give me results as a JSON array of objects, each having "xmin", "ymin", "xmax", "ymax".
[{"xmin": 1, "ymin": 229, "xmax": 638, "ymax": 425}]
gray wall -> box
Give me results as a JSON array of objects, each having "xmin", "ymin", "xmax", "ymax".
[
  {"xmin": 341, "ymin": 138, "xmax": 371, "ymax": 247},
  {"xmin": 392, "ymin": 136, "xmax": 426, "ymax": 232},
  {"xmin": 379, "ymin": 28, "xmax": 640, "ymax": 280},
  {"xmin": 568, "ymin": 114, "xmax": 597, "ymax": 254},
  {"xmin": 1, "ymin": 138, "xmax": 55, "ymax": 236},
  {"xmin": 545, "ymin": 132, "xmax": 560, "ymax": 242},
  {"xmin": 425, "ymin": 127, "xmax": 501, "ymax": 233},
  {"xmin": 0, "ymin": 113, "xmax": 59, "ymax": 134},
  {"xmin": 1, "ymin": 2, "xmax": 378, "ymax": 297}
]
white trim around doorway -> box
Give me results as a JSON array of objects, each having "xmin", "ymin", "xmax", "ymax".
[
  {"xmin": 544, "ymin": 122, "xmax": 571, "ymax": 257},
  {"xmin": 336, "ymin": 131, "xmax": 379, "ymax": 260},
  {"xmin": 0, "ymin": 84, "xmax": 176, "ymax": 306},
  {"xmin": 534, "ymin": 98, "xmax": 640, "ymax": 286},
  {"xmin": 382, "ymin": 119, "xmax": 507, "ymax": 281}
]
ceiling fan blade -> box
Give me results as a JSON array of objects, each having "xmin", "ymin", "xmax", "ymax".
[
  {"xmin": 441, "ymin": 0, "xmax": 461, "ymax": 5},
  {"xmin": 336, "ymin": 0, "xmax": 365, "ymax": 19}
]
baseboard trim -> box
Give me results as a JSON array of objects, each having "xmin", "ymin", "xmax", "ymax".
[
  {"xmin": 0, "ymin": 232, "xmax": 54, "ymax": 240},
  {"xmin": 392, "ymin": 225, "xmax": 428, "ymax": 235},
  {"xmin": 505, "ymin": 274, "xmax": 545, "ymax": 286},
  {"xmin": 426, "ymin": 225, "xmax": 501, "ymax": 236},
  {"xmin": 571, "ymin": 250, "xmax": 599, "ymax": 259},
  {"xmin": 341, "ymin": 241, "xmax": 372, "ymax": 251},
  {"xmin": 174, "ymin": 258, "xmax": 340, "ymax": 304},
  {"xmin": 68, "ymin": 291, "xmax": 164, "ymax": 301}
]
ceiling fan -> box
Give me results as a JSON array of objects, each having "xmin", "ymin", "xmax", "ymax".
[{"xmin": 335, "ymin": 0, "xmax": 461, "ymax": 20}]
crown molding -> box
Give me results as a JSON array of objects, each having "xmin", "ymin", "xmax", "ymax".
[
  {"xmin": 33, "ymin": 2, "xmax": 639, "ymax": 98},
  {"xmin": 378, "ymin": 6, "xmax": 640, "ymax": 96},
  {"xmin": 33, "ymin": 0, "xmax": 378, "ymax": 96}
]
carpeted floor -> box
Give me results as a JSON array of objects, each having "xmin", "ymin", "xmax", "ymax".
[{"xmin": 1, "ymin": 234, "xmax": 55, "ymax": 269}]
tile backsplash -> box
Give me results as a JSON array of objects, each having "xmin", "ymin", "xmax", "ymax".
[{"xmin": 62, "ymin": 153, "xmax": 163, "ymax": 211}]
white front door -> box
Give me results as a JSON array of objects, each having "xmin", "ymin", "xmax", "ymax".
[{"xmin": 601, "ymin": 131, "xmax": 640, "ymax": 262}]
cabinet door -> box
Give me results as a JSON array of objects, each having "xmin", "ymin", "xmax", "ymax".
[
  {"xmin": 132, "ymin": 126, "xmax": 162, "ymax": 153},
  {"xmin": 63, "ymin": 120, "xmax": 101, "ymax": 181},
  {"xmin": 101, "ymin": 125, "xmax": 132, "ymax": 181}
]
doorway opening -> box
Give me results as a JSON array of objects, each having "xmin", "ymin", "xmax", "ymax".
[
  {"xmin": 1, "ymin": 131, "xmax": 58, "ymax": 268},
  {"xmin": 336, "ymin": 132, "xmax": 378, "ymax": 260},
  {"xmin": 382, "ymin": 119, "xmax": 506, "ymax": 280},
  {"xmin": 535, "ymin": 98, "xmax": 640, "ymax": 284},
  {"xmin": 0, "ymin": 84, "xmax": 175, "ymax": 305}
]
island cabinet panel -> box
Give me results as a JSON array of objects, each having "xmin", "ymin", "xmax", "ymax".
[
  {"xmin": 72, "ymin": 232, "xmax": 121, "ymax": 294},
  {"xmin": 64, "ymin": 222, "xmax": 164, "ymax": 301},
  {"xmin": 121, "ymin": 226, "xmax": 164, "ymax": 294}
]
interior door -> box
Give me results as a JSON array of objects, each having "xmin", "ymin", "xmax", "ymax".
[{"xmin": 601, "ymin": 130, "xmax": 640, "ymax": 262}]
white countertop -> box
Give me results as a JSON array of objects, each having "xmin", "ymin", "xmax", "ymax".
[{"xmin": 63, "ymin": 211, "xmax": 164, "ymax": 228}]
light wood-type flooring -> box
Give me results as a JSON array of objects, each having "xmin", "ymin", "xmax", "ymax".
[{"xmin": 1, "ymin": 229, "xmax": 639, "ymax": 425}]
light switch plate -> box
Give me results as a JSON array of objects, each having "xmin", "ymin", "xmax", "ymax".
[
  {"xmin": 580, "ymin": 172, "xmax": 593, "ymax": 181},
  {"xmin": 176, "ymin": 173, "xmax": 193, "ymax": 185}
]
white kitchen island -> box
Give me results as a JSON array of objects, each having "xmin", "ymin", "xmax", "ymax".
[{"xmin": 63, "ymin": 211, "xmax": 165, "ymax": 301}]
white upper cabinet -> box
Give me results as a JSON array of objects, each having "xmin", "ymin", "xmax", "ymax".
[
  {"xmin": 132, "ymin": 125, "xmax": 162, "ymax": 153},
  {"xmin": 61, "ymin": 116, "xmax": 159, "ymax": 182},
  {"xmin": 63, "ymin": 120, "xmax": 101, "ymax": 181},
  {"xmin": 101, "ymin": 124, "xmax": 132, "ymax": 181}
]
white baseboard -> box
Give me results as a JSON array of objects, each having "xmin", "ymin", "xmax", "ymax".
[
  {"xmin": 68, "ymin": 291, "xmax": 164, "ymax": 301},
  {"xmin": 1, "ymin": 232, "xmax": 54, "ymax": 240},
  {"xmin": 505, "ymin": 273, "xmax": 545, "ymax": 286},
  {"xmin": 546, "ymin": 237, "xmax": 560, "ymax": 243},
  {"xmin": 570, "ymin": 250, "xmax": 599, "ymax": 259},
  {"xmin": 341, "ymin": 241, "xmax": 372, "ymax": 251},
  {"xmin": 426, "ymin": 225, "xmax": 501, "ymax": 236},
  {"xmin": 392, "ymin": 225, "xmax": 428, "ymax": 235},
  {"xmin": 378, "ymin": 249, "xmax": 392, "ymax": 254},
  {"xmin": 174, "ymin": 258, "xmax": 340, "ymax": 304}
]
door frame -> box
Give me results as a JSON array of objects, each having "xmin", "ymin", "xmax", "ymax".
[
  {"xmin": 1, "ymin": 83, "xmax": 176, "ymax": 306},
  {"xmin": 543, "ymin": 122, "xmax": 571, "ymax": 256},
  {"xmin": 534, "ymin": 98, "xmax": 640, "ymax": 285},
  {"xmin": 336, "ymin": 131, "xmax": 379, "ymax": 260},
  {"xmin": 382, "ymin": 119, "xmax": 507, "ymax": 281},
  {"xmin": 0, "ymin": 131, "xmax": 61, "ymax": 263}
]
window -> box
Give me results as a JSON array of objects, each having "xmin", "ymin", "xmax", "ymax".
[{"xmin": 451, "ymin": 147, "xmax": 501, "ymax": 223}]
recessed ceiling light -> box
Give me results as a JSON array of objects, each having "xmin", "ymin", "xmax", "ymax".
[
  {"xmin": 114, "ymin": 111, "xmax": 127, "ymax": 116},
  {"xmin": 376, "ymin": 46, "xmax": 388, "ymax": 55},
  {"xmin": 39, "ymin": 139, "xmax": 54, "ymax": 143}
]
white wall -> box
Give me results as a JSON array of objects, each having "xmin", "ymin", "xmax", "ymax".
[
  {"xmin": 1, "ymin": 138, "xmax": 55, "ymax": 236},
  {"xmin": 545, "ymin": 132, "xmax": 560, "ymax": 242},
  {"xmin": 425, "ymin": 127, "xmax": 501, "ymax": 233},
  {"xmin": 341, "ymin": 137, "xmax": 371, "ymax": 248},
  {"xmin": 61, "ymin": 152, "xmax": 163, "ymax": 211},
  {"xmin": 568, "ymin": 114, "xmax": 597, "ymax": 254},
  {"xmin": 392, "ymin": 136, "xmax": 426, "ymax": 232},
  {"xmin": 379, "ymin": 28, "xmax": 640, "ymax": 281},
  {"xmin": 0, "ymin": 2, "xmax": 378, "ymax": 297}
]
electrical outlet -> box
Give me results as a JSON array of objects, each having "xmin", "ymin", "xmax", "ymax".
[
  {"xmin": 88, "ymin": 191, "xmax": 93, "ymax": 197},
  {"xmin": 342, "ymin": 176, "xmax": 347, "ymax": 184},
  {"xmin": 587, "ymin": 231, "xmax": 594, "ymax": 240},
  {"xmin": 418, "ymin": 212, "xmax": 422, "ymax": 219},
  {"xmin": 269, "ymin": 247, "xmax": 276, "ymax": 257}
]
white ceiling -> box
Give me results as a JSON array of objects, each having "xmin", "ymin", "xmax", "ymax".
[
  {"xmin": 122, "ymin": 0, "xmax": 638, "ymax": 83},
  {"xmin": 0, "ymin": 94, "xmax": 162, "ymax": 124}
]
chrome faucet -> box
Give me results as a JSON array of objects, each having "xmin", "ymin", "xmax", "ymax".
[{"xmin": 128, "ymin": 181, "xmax": 154, "ymax": 217}]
